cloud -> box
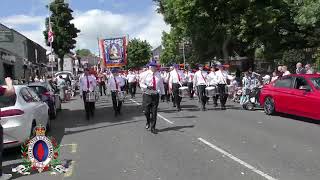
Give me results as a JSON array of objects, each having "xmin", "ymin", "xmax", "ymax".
[{"xmin": 0, "ymin": 6, "xmax": 170, "ymax": 53}]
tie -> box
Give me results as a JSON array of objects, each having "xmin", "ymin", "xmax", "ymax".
[
  {"xmin": 114, "ymin": 77, "xmax": 118, "ymax": 90},
  {"xmin": 86, "ymin": 75, "xmax": 90, "ymax": 90},
  {"xmin": 152, "ymin": 74, "xmax": 156, "ymax": 90}
]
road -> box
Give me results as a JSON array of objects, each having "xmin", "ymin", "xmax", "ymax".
[{"xmin": 3, "ymin": 92, "xmax": 320, "ymax": 180}]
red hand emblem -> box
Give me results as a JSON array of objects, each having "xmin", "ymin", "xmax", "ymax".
[{"xmin": 37, "ymin": 143, "xmax": 45, "ymax": 161}]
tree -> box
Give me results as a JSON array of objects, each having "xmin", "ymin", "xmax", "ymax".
[
  {"xmin": 160, "ymin": 30, "xmax": 182, "ymax": 65},
  {"xmin": 126, "ymin": 38, "xmax": 152, "ymax": 69},
  {"xmin": 76, "ymin": 49, "xmax": 92, "ymax": 58},
  {"xmin": 281, "ymin": 49, "xmax": 305, "ymax": 72},
  {"xmin": 44, "ymin": 0, "xmax": 80, "ymax": 71}
]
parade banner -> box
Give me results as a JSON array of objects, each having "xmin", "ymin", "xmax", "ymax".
[{"xmin": 99, "ymin": 36, "xmax": 127, "ymax": 68}]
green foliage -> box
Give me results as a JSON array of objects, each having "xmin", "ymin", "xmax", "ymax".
[
  {"xmin": 76, "ymin": 49, "xmax": 92, "ymax": 57},
  {"xmin": 43, "ymin": 0, "xmax": 80, "ymax": 71},
  {"xmin": 281, "ymin": 49, "xmax": 305, "ymax": 71},
  {"xmin": 160, "ymin": 30, "xmax": 182, "ymax": 65},
  {"xmin": 126, "ymin": 38, "xmax": 152, "ymax": 69}
]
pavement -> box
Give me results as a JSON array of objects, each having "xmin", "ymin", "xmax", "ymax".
[{"xmin": 3, "ymin": 92, "xmax": 320, "ymax": 180}]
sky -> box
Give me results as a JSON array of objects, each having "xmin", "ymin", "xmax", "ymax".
[{"xmin": 0, "ymin": 0, "xmax": 170, "ymax": 54}]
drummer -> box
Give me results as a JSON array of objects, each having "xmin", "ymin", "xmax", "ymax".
[
  {"xmin": 169, "ymin": 64, "xmax": 186, "ymax": 111},
  {"xmin": 207, "ymin": 65, "xmax": 219, "ymax": 107},
  {"xmin": 215, "ymin": 63, "xmax": 234, "ymax": 110},
  {"xmin": 108, "ymin": 68, "xmax": 125, "ymax": 117},
  {"xmin": 185, "ymin": 69, "xmax": 195, "ymax": 99},
  {"xmin": 193, "ymin": 64, "xmax": 208, "ymax": 111}
]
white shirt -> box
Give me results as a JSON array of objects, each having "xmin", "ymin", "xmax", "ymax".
[
  {"xmin": 139, "ymin": 70, "xmax": 165, "ymax": 95},
  {"xmin": 215, "ymin": 70, "xmax": 234, "ymax": 84},
  {"xmin": 79, "ymin": 74, "xmax": 97, "ymax": 95},
  {"xmin": 169, "ymin": 69, "xmax": 185, "ymax": 86},
  {"xmin": 193, "ymin": 70, "xmax": 208, "ymax": 87},
  {"xmin": 207, "ymin": 71, "xmax": 218, "ymax": 85},
  {"xmin": 108, "ymin": 75, "xmax": 125, "ymax": 91},
  {"xmin": 283, "ymin": 71, "xmax": 291, "ymax": 76},
  {"xmin": 127, "ymin": 73, "xmax": 137, "ymax": 83},
  {"xmin": 185, "ymin": 72, "xmax": 194, "ymax": 83}
]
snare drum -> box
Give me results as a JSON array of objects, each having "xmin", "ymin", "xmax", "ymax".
[
  {"xmin": 179, "ymin": 86, "xmax": 189, "ymax": 97},
  {"xmin": 227, "ymin": 85, "xmax": 234, "ymax": 95},
  {"xmin": 86, "ymin": 91, "xmax": 96, "ymax": 102},
  {"xmin": 205, "ymin": 86, "xmax": 218, "ymax": 97},
  {"xmin": 116, "ymin": 91, "xmax": 125, "ymax": 101}
]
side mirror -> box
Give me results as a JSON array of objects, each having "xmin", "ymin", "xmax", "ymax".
[{"xmin": 299, "ymin": 86, "xmax": 311, "ymax": 92}]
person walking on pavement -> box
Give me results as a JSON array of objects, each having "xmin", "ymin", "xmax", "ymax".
[
  {"xmin": 79, "ymin": 68, "xmax": 97, "ymax": 120},
  {"xmin": 127, "ymin": 69, "xmax": 137, "ymax": 98},
  {"xmin": 0, "ymin": 77, "xmax": 15, "ymax": 180},
  {"xmin": 108, "ymin": 68, "xmax": 125, "ymax": 117},
  {"xmin": 215, "ymin": 64, "xmax": 234, "ymax": 110},
  {"xmin": 57, "ymin": 75, "xmax": 67, "ymax": 102},
  {"xmin": 169, "ymin": 64, "xmax": 185, "ymax": 111},
  {"xmin": 140, "ymin": 61, "xmax": 165, "ymax": 134},
  {"xmin": 193, "ymin": 64, "xmax": 208, "ymax": 111},
  {"xmin": 296, "ymin": 62, "xmax": 306, "ymax": 74}
]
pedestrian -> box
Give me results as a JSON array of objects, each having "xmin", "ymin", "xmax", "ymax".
[
  {"xmin": 185, "ymin": 69, "xmax": 195, "ymax": 99},
  {"xmin": 98, "ymin": 73, "xmax": 107, "ymax": 96},
  {"xmin": 169, "ymin": 64, "xmax": 185, "ymax": 111},
  {"xmin": 271, "ymin": 71, "xmax": 279, "ymax": 82},
  {"xmin": 207, "ymin": 66, "xmax": 219, "ymax": 107},
  {"xmin": 79, "ymin": 68, "xmax": 97, "ymax": 120},
  {"xmin": 296, "ymin": 62, "xmax": 306, "ymax": 74},
  {"xmin": 0, "ymin": 77, "xmax": 15, "ymax": 180},
  {"xmin": 282, "ymin": 66, "xmax": 291, "ymax": 76},
  {"xmin": 57, "ymin": 75, "xmax": 67, "ymax": 102},
  {"xmin": 127, "ymin": 69, "xmax": 137, "ymax": 98},
  {"xmin": 108, "ymin": 68, "xmax": 125, "ymax": 117},
  {"xmin": 139, "ymin": 61, "xmax": 165, "ymax": 134},
  {"xmin": 193, "ymin": 64, "xmax": 208, "ymax": 111},
  {"xmin": 276, "ymin": 66, "xmax": 283, "ymax": 77},
  {"xmin": 305, "ymin": 64, "xmax": 315, "ymax": 74},
  {"xmin": 215, "ymin": 64, "xmax": 234, "ymax": 110}
]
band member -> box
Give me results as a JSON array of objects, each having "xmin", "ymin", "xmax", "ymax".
[
  {"xmin": 161, "ymin": 69, "xmax": 169, "ymax": 102},
  {"xmin": 193, "ymin": 64, "xmax": 208, "ymax": 111},
  {"xmin": 207, "ymin": 66, "xmax": 219, "ymax": 107},
  {"xmin": 79, "ymin": 68, "xmax": 97, "ymax": 120},
  {"xmin": 140, "ymin": 61, "xmax": 165, "ymax": 134},
  {"xmin": 215, "ymin": 64, "xmax": 234, "ymax": 110},
  {"xmin": 185, "ymin": 69, "xmax": 195, "ymax": 99},
  {"xmin": 97, "ymin": 72, "xmax": 106, "ymax": 96},
  {"xmin": 169, "ymin": 64, "xmax": 185, "ymax": 111},
  {"xmin": 108, "ymin": 68, "xmax": 125, "ymax": 117},
  {"xmin": 127, "ymin": 69, "xmax": 137, "ymax": 98}
]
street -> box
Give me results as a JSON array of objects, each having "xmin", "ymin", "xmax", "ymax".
[{"xmin": 3, "ymin": 92, "xmax": 320, "ymax": 180}]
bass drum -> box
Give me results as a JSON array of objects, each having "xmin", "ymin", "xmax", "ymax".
[
  {"xmin": 205, "ymin": 86, "xmax": 218, "ymax": 97},
  {"xmin": 179, "ymin": 86, "xmax": 189, "ymax": 97}
]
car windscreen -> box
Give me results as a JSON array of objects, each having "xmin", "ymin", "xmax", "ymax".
[
  {"xmin": 0, "ymin": 95, "xmax": 16, "ymax": 108},
  {"xmin": 28, "ymin": 86, "xmax": 48, "ymax": 95},
  {"xmin": 310, "ymin": 77, "xmax": 320, "ymax": 89}
]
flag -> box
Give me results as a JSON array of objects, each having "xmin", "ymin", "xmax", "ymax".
[
  {"xmin": 99, "ymin": 36, "xmax": 127, "ymax": 68},
  {"xmin": 48, "ymin": 22, "xmax": 54, "ymax": 43}
]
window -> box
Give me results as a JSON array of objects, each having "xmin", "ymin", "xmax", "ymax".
[
  {"xmin": 27, "ymin": 88, "xmax": 41, "ymax": 102},
  {"xmin": 274, "ymin": 77, "xmax": 293, "ymax": 88},
  {"xmin": 20, "ymin": 88, "xmax": 34, "ymax": 103},
  {"xmin": 311, "ymin": 77, "xmax": 320, "ymax": 90},
  {"xmin": 294, "ymin": 77, "xmax": 311, "ymax": 90}
]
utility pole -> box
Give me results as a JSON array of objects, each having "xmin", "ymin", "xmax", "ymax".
[
  {"xmin": 47, "ymin": 2, "xmax": 54, "ymax": 77},
  {"xmin": 182, "ymin": 41, "xmax": 186, "ymax": 69}
]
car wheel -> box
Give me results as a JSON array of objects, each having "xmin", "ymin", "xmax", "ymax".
[{"xmin": 264, "ymin": 97, "xmax": 275, "ymax": 115}]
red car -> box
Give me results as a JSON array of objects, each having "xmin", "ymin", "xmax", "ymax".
[{"xmin": 260, "ymin": 74, "xmax": 320, "ymax": 120}]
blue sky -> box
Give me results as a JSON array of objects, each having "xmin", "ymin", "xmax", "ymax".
[{"xmin": 0, "ymin": 0, "xmax": 169, "ymax": 53}]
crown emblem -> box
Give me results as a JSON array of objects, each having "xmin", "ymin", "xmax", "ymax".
[{"xmin": 34, "ymin": 125, "xmax": 46, "ymax": 136}]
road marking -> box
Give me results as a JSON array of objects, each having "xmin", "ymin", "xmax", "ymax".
[
  {"xmin": 198, "ymin": 138, "xmax": 277, "ymax": 180},
  {"xmin": 64, "ymin": 160, "xmax": 75, "ymax": 177},
  {"xmin": 60, "ymin": 143, "xmax": 78, "ymax": 153},
  {"xmin": 130, "ymin": 99, "xmax": 174, "ymax": 124}
]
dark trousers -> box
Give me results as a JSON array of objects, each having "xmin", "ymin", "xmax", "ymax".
[
  {"xmin": 82, "ymin": 91, "xmax": 95, "ymax": 119},
  {"xmin": 163, "ymin": 83, "xmax": 170, "ymax": 102},
  {"xmin": 143, "ymin": 94, "xmax": 159, "ymax": 130},
  {"xmin": 111, "ymin": 91, "xmax": 122, "ymax": 113},
  {"xmin": 0, "ymin": 125, "xmax": 3, "ymax": 175},
  {"xmin": 197, "ymin": 85, "xmax": 207, "ymax": 108},
  {"xmin": 187, "ymin": 82, "xmax": 194, "ymax": 98},
  {"xmin": 172, "ymin": 83, "xmax": 182, "ymax": 109},
  {"xmin": 217, "ymin": 84, "xmax": 227, "ymax": 107},
  {"xmin": 128, "ymin": 82, "xmax": 137, "ymax": 98},
  {"xmin": 99, "ymin": 81, "xmax": 106, "ymax": 96}
]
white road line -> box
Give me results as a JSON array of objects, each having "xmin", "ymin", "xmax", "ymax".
[
  {"xmin": 198, "ymin": 138, "xmax": 278, "ymax": 180},
  {"xmin": 130, "ymin": 99, "xmax": 174, "ymax": 124}
]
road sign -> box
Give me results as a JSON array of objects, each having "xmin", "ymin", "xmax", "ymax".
[{"xmin": 0, "ymin": 30, "xmax": 14, "ymax": 42}]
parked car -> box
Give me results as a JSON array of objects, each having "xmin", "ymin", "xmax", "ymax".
[
  {"xmin": 28, "ymin": 82, "xmax": 62, "ymax": 119},
  {"xmin": 0, "ymin": 85, "xmax": 50, "ymax": 149},
  {"xmin": 260, "ymin": 74, "xmax": 320, "ymax": 120}
]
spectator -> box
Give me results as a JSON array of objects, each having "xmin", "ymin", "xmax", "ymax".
[
  {"xmin": 282, "ymin": 66, "xmax": 291, "ymax": 76},
  {"xmin": 276, "ymin": 66, "xmax": 283, "ymax": 77},
  {"xmin": 271, "ymin": 71, "xmax": 279, "ymax": 82},
  {"xmin": 296, "ymin": 62, "xmax": 306, "ymax": 74},
  {"xmin": 305, "ymin": 64, "xmax": 315, "ymax": 74},
  {"xmin": 0, "ymin": 77, "xmax": 14, "ymax": 180}
]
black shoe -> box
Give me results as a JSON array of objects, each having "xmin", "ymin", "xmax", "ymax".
[
  {"xmin": 151, "ymin": 128, "xmax": 157, "ymax": 134},
  {"xmin": 173, "ymin": 104, "xmax": 176, "ymax": 107},
  {"xmin": 145, "ymin": 123, "xmax": 150, "ymax": 130},
  {"xmin": 221, "ymin": 106, "xmax": 226, "ymax": 110},
  {"xmin": 177, "ymin": 108, "xmax": 182, "ymax": 111}
]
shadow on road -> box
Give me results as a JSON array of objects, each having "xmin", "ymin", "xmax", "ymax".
[{"xmin": 158, "ymin": 125, "xmax": 195, "ymax": 133}]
